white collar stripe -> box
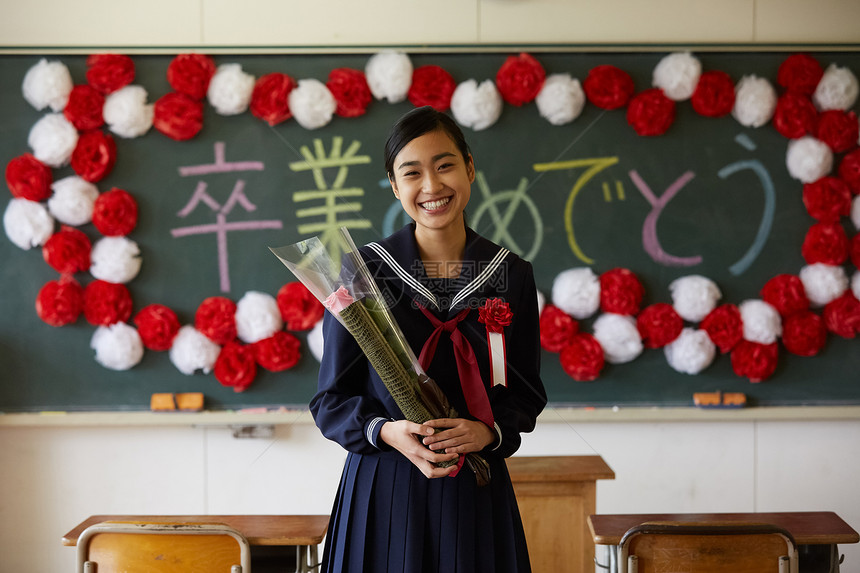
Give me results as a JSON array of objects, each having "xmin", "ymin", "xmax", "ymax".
[
  {"xmin": 451, "ymin": 248, "xmax": 510, "ymax": 308},
  {"xmin": 366, "ymin": 242, "xmax": 439, "ymax": 308}
]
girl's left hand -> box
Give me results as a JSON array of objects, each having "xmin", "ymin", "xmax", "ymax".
[{"xmin": 422, "ymin": 418, "xmax": 494, "ymax": 454}]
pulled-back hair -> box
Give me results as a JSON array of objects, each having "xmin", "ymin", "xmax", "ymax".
[{"xmin": 384, "ymin": 106, "xmax": 471, "ymax": 178}]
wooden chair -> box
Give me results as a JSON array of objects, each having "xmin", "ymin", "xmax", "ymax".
[
  {"xmin": 76, "ymin": 521, "xmax": 252, "ymax": 573},
  {"xmin": 619, "ymin": 521, "xmax": 799, "ymax": 573}
]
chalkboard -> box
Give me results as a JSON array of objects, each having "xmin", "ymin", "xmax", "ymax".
[{"xmin": 2, "ymin": 50, "xmax": 859, "ymax": 412}]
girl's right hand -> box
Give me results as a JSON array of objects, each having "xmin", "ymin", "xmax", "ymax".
[{"xmin": 379, "ymin": 420, "xmax": 459, "ymax": 479}]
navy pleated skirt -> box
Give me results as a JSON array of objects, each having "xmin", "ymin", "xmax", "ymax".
[{"xmin": 321, "ymin": 450, "xmax": 531, "ymax": 573}]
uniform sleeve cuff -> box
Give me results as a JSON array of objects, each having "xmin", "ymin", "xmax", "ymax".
[
  {"xmin": 365, "ymin": 417, "xmax": 391, "ymax": 450},
  {"xmin": 490, "ymin": 422, "xmax": 503, "ymax": 451}
]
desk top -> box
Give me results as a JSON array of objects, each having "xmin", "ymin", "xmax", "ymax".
[
  {"xmin": 62, "ymin": 515, "xmax": 329, "ymax": 547},
  {"xmin": 506, "ymin": 455, "xmax": 615, "ymax": 482},
  {"xmin": 588, "ymin": 511, "xmax": 860, "ymax": 546}
]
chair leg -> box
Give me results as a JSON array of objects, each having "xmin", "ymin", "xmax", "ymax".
[{"xmin": 628, "ymin": 555, "xmax": 638, "ymax": 573}]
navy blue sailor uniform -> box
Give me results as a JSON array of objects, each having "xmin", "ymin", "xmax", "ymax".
[{"xmin": 310, "ymin": 223, "xmax": 547, "ymax": 573}]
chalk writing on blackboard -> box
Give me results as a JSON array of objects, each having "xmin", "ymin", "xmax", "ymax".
[{"xmin": 473, "ymin": 173, "xmax": 543, "ymax": 261}]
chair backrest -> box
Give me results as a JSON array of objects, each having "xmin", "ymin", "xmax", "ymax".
[
  {"xmin": 619, "ymin": 521, "xmax": 798, "ymax": 573},
  {"xmin": 76, "ymin": 521, "xmax": 251, "ymax": 573}
]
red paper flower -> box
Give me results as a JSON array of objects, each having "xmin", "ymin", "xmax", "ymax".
[
  {"xmin": 63, "ymin": 85, "xmax": 105, "ymax": 131},
  {"xmin": 35, "ymin": 275, "xmax": 84, "ymax": 327},
  {"xmin": 134, "ymin": 304, "xmax": 181, "ymax": 351},
  {"xmin": 167, "ymin": 53, "xmax": 216, "ymax": 100},
  {"xmin": 539, "ymin": 305, "xmax": 579, "ymax": 352},
  {"xmin": 559, "ymin": 333, "xmax": 604, "ymax": 382},
  {"xmin": 86, "ymin": 54, "xmax": 135, "ymax": 94},
  {"xmin": 636, "ymin": 303, "xmax": 683, "ymax": 349},
  {"xmin": 801, "ymin": 222, "xmax": 849, "ymax": 265},
  {"xmin": 195, "ymin": 296, "xmax": 238, "ymax": 345},
  {"xmin": 70, "ymin": 130, "xmax": 117, "ymax": 183},
  {"xmin": 276, "ymin": 282, "xmax": 324, "ymax": 331},
  {"xmin": 731, "ymin": 340, "xmax": 779, "ymax": 382},
  {"xmin": 802, "ymin": 177, "xmax": 852, "ymax": 222},
  {"xmin": 583, "ymin": 65, "xmax": 635, "ymax": 110},
  {"xmin": 253, "ymin": 330, "xmax": 301, "ymax": 372},
  {"xmin": 691, "ymin": 71, "xmax": 735, "ymax": 118},
  {"xmin": 92, "ymin": 188, "xmax": 138, "ymax": 237},
  {"xmin": 5, "ymin": 153, "xmax": 52, "ymax": 201},
  {"xmin": 83, "ymin": 279, "xmax": 133, "ymax": 326},
  {"xmin": 777, "ymin": 53, "xmax": 824, "ymax": 96},
  {"xmin": 327, "ymin": 68, "xmax": 372, "ymax": 118},
  {"xmin": 782, "ymin": 310, "xmax": 827, "ymax": 357},
  {"xmin": 838, "ymin": 149, "xmax": 860, "ymax": 194},
  {"xmin": 626, "ymin": 89, "xmax": 675, "ymax": 136},
  {"xmin": 215, "ymin": 341, "xmax": 257, "ymax": 392},
  {"xmin": 478, "ymin": 298, "xmax": 513, "ymax": 333},
  {"xmin": 153, "ymin": 92, "xmax": 204, "ymax": 141},
  {"xmin": 42, "ymin": 226, "xmax": 91, "ymax": 274},
  {"xmin": 760, "ymin": 274, "xmax": 809, "ymax": 316},
  {"xmin": 823, "ymin": 292, "xmax": 860, "ymax": 338},
  {"xmin": 773, "ymin": 92, "xmax": 818, "ymax": 139},
  {"xmin": 250, "ymin": 72, "xmax": 296, "ymax": 126},
  {"xmin": 408, "ymin": 65, "xmax": 457, "ymax": 111},
  {"xmin": 599, "ymin": 268, "xmax": 645, "ymax": 315},
  {"xmin": 816, "ymin": 110, "xmax": 859, "ymax": 153},
  {"xmin": 852, "ymin": 233, "xmax": 860, "ymax": 269},
  {"xmin": 495, "ymin": 53, "xmax": 545, "ymax": 107},
  {"xmin": 701, "ymin": 304, "xmax": 743, "ymax": 353}
]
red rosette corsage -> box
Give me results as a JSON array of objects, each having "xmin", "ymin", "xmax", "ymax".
[
  {"xmin": 802, "ymin": 176, "xmax": 852, "ymax": 222},
  {"xmin": 327, "ymin": 68, "xmax": 372, "ymax": 118},
  {"xmin": 852, "ymin": 232, "xmax": 860, "ymax": 269},
  {"xmin": 777, "ymin": 53, "xmax": 824, "ymax": 96},
  {"xmin": 539, "ymin": 304, "xmax": 578, "ymax": 353},
  {"xmin": 816, "ymin": 110, "xmax": 859, "ymax": 154},
  {"xmin": 215, "ymin": 341, "xmax": 257, "ymax": 392},
  {"xmin": 250, "ymin": 72, "xmax": 296, "ymax": 126},
  {"xmin": 478, "ymin": 298, "xmax": 513, "ymax": 333},
  {"xmin": 408, "ymin": 65, "xmax": 457, "ymax": 111},
  {"xmin": 782, "ymin": 310, "xmax": 826, "ymax": 357},
  {"xmin": 626, "ymin": 89, "xmax": 675, "ymax": 136},
  {"xmin": 599, "ymin": 268, "xmax": 645, "ymax": 315},
  {"xmin": 86, "ymin": 54, "xmax": 135, "ymax": 95},
  {"xmin": 761, "ymin": 274, "xmax": 809, "ymax": 316},
  {"xmin": 636, "ymin": 302, "xmax": 683, "ymax": 349},
  {"xmin": 701, "ymin": 303, "xmax": 743, "ymax": 353},
  {"xmin": 42, "ymin": 226, "xmax": 91, "ymax": 274},
  {"xmin": 92, "ymin": 187, "xmax": 138, "ymax": 237},
  {"xmin": 822, "ymin": 292, "xmax": 860, "ymax": 339},
  {"xmin": 690, "ymin": 70, "xmax": 735, "ymax": 118},
  {"xmin": 495, "ymin": 53, "xmax": 545, "ymax": 107},
  {"xmin": 838, "ymin": 149, "xmax": 860, "ymax": 194},
  {"xmin": 63, "ymin": 85, "xmax": 105, "ymax": 131},
  {"xmin": 731, "ymin": 339, "xmax": 779, "ymax": 383},
  {"xmin": 35, "ymin": 275, "xmax": 84, "ymax": 327},
  {"xmin": 801, "ymin": 222, "xmax": 849, "ymax": 265},
  {"xmin": 276, "ymin": 282, "xmax": 324, "ymax": 331},
  {"xmin": 195, "ymin": 296, "xmax": 238, "ymax": 345},
  {"xmin": 153, "ymin": 92, "xmax": 204, "ymax": 141},
  {"xmin": 70, "ymin": 130, "xmax": 117, "ymax": 183},
  {"xmin": 133, "ymin": 304, "xmax": 181, "ymax": 351},
  {"xmin": 83, "ymin": 279, "xmax": 133, "ymax": 326},
  {"xmin": 253, "ymin": 330, "xmax": 301, "ymax": 372},
  {"xmin": 583, "ymin": 65, "xmax": 635, "ymax": 110},
  {"xmin": 559, "ymin": 332, "xmax": 604, "ymax": 382},
  {"xmin": 5, "ymin": 153, "xmax": 52, "ymax": 201},
  {"xmin": 773, "ymin": 92, "xmax": 818, "ymax": 139},
  {"xmin": 167, "ymin": 53, "xmax": 217, "ymax": 100}
]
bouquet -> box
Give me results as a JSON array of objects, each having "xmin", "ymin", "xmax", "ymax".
[{"xmin": 270, "ymin": 228, "xmax": 490, "ymax": 486}]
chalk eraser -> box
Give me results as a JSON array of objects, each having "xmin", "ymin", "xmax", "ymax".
[
  {"xmin": 693, "ymin": 391, "xmax": 722, "ymax": 408},
  {"xmin": 176, "ymin": 393, "xmax": 204, "ymax": 411},
  {"xmin": 150, "ymin": 393, "xmax": 177, "ymax": 411},
  {"xmin": 721, "ymin": 392, "xmax": 747, "ymax": 407}
]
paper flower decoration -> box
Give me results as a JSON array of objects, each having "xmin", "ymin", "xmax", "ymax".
[
  {"xmin": 92, "ymin": 187, "xmax": 138, "ymax": 237},
  {"xmin": 307, "ymin": 319, "xmax": 325, "ymax": 362},
  {"xmin": 450, "ymin": 79, "xmax": 503, "ymax": 131},
  {"xmin": 853, "ymin": 271, "xmax": 860, "ymax": 300},
  {"xmin": 652, "ymin": 52, "xmax": 701, "ymax": 101},
  {"xmin": 63, "ymin": 85, "xmax": 105, "ymax": 131},
  {"xmin": 786, "ymin": 136, "xmax": 833, "ymax": 184},
  {"xmin": 103, "ymin": 85, "xmax": 154, "ymax": 138},
  {"xmin": 539, "ymin": 304, "xmax": 578, "ymax": 352},
  {"xmin": 560, "ymin": 332, "xmax": 604, "ymax": 381},
  {"xmin": 90, "ymin": 236, "xmax": 142, "ymax": 284},
  {"xmin": 803, "ymin": 176, "xmax": 852, "ymax": 222},
  {"xmin": 215, "ymin": 341, "xmax": 257, "ymax": 392},
  {"xmin": 407, "ymin": 65, "xmax": 456, "ymax": 111},
  {"xmin": 593, "ymin": 313, "xmax": 643, "ymax": 364},
  {"xmin": 852, "ymin": 233, "xmax": 860, "ymax": 268},
  {"xmin": 691, "ymin": 70, "xmax": 735, "ymax": 118},
  {"xmin": 838, "ymin": 149, "xmax": 860, "ymax": 194},
  {"xmin": 207, "ymin": 63, "xmax": 255, "ymax": 116},
  {"xmin": 669, "ymin": 275, "xmax": 721, "ymax": 322},
  {"xmin": 731, "ymin": 339, "xmax": 779, "ymax": 382},
  {"xmin": 46, "ymin": 176, "xmax": 97, "ymax": 227},
  {"xmin": 22, "ymin": 58, "xmax": 73, "ymax": 112},
  {"xmin": 36, "ymin": 275, "xmax": 84, "ymax": 327},
  {"xmin": 167, "ymin": 53, "xmax": 217, "ymax": 100},
  {"xmin": 773, "ymin": 92, "xmax": 818, "ymax": 139},
  {"xmin": 636, "ymin": 302, "xmax": 683, "ymax": 349},
  {"xmin": 235, "ymin": 291, "xmax": 283, "ymax": 344},
  {"xmin": 801, "ymin": 221, "xmax": 848, "ymax": 265},
  {"xmin": 732, "ymin": 75, "xmax": 777, "ymax": 128},
  {"xmin": 664, "ymin": 328, "xmax": 715, "ymax": 375},
  {"xmin": 90, "ymin": 322, "xmax": 144, "ymax": 371},
  {"xmin": 3, "ymin": 198, "xmax": 54, "ymax": 250},
  {"xmin": 153, "ymin": 92, "xmax": 204, "ymax": 141},
  {"xmin": 599, "ymin": 267, "xmax": 644, "ymax": 315},
  {"xmin": 812, "ymin": 64, "xmax": 859, "ymax": 111},
  {"xmin": 71, "ymin": 130, "xmax": 117, "ymax": 183},
  {"xmin": 816, "ymin": 110, "xmax": 859, "ymax": 153},
  {"xmin": 777, "ymin": 53, "xmax": 823, "ymax": 95},
  {"xmin": 250, "ymin": 72, "xmax": 296, "ymax": 126},
  {"xmin": 552, "ymin": 267, "xmax": 601, "ymax": 319},
  {"xmin": 535, "ymin": 73, "xmax": 585, "ymax": 126},
  {"xmin": 288, "ymin": 79, "xmax": 337, "ymax": 130},
  {"xmin": 83, "ymin": 279, "xmax": 133, "ymax": 326},
  {"xmin": 854, "ymin": 197, "xmax": 860, "ymax": 230},
  {"xmin": 781, "ymin": 310, "xmax": 826, "ymax": 356},
  {"xmin": 760, "ymin": 274, "xmax": 809, "ymax": 316},
  {"xmin": 133, "ymin": 304, "xmax": 180, "ymax": 351},
  {"xmin": 799, "ymin": 263, "xmax": 849, "ymax": 307},
  {"xmin": 28, "ymin": 113, "xmax": 79, "ymax": 168},
  {"xmin": 701, "ymin": 303, "xmax": 743, "ymax": 353},
  {"xmin": 822, "ymin": 292, "xmax": 860, "ymax": 338},
  {"xmin": 42, "ymin": 226, "xmax": 91, "ymax": 274},
  {"xmin": 169, "ymin": 325, "xmax": 221, "ymax": 375},
  {"xmin": 252, "ymin": 330, "xmax": 301, "ymax": 372},
  {"xmin": 195, "ymin": 296, "xmax": 237, "ymax": 345},
  {"xmin": 739, "ymin": 299, "xmax": 782, "ymax": 344},
  {"xmin": 583, "ymin": 65, "xmax": 634, "ymax": 110},
  {"xmin": 5, "ymin": 153, "xmax": 52, "ymax": 201},
  {"xmin": 276, "ymin": 281, "xmax": 324, "ymax": 330},
  {"xmin": 86, "ymin": 54, "xmax": 135, "ymax": 94},
  {"xmin": 365, "ymin": 50, "xmax": 413, "ymax": 104},
  {"xmin": 327, "ymin": 68, "xmax": 372, "ymax": 118},
  {"xmin": 626, "ymin": 88, "xmax": 675, "ymax": 136},
  {"xmin": 495, "ymin": 53, "xmax": 545, "ymax": 107}
]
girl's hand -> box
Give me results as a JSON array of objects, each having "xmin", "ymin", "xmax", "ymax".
[
  {"xmin": 378, "ymin": 420, "xmax": 459, "ymax": 479},
  {"xmin": 421, "ymin": 418, "xmax": 494, "ymax": 455}
]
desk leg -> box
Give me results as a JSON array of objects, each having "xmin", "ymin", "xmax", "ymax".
[
  {"xmin": 593, "ymin": 545, "xmax": 618, "ymax": 573},
  {"xmin": 295, "ymin": 544, "xmax": 321, "ymax": 573}
]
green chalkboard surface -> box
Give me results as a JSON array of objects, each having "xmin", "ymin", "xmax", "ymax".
[{"xmin": 2, "ymin": 50, "xmax": 859, "ymax": 412}]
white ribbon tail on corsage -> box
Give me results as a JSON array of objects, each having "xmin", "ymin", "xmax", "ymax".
[{"xmin": 487, "ymin": 330, "xmax": 507, "ymax": 387}]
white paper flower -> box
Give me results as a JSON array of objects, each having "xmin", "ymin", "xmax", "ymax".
[
  {"xmin": 4, "ymin": 198, "xmax": 54, "ymax": 250},
  {"xmin": 852, "ymin": 271, "xmax": 860, "ymax": 301},
  {"xmin": 47, "ymin": 176, "xmax": 99, "ymax": 226},
  {"xmin": 812, "ymin": 64, "xmax": 859, "ymax": 111},
  {"xmin": 103, "ymin": 85, "xmax": 154, "ymax": 138},
  {"xmin": 732, "ymin": 75, "xmax": 777, "ymax": 128},
  {"xmin": 235, "ymin": 291, "xmax": 283, "ymax": 344},
  {"xmin": 27, "ymin": 113, "xmax": 79, "ymax": 168},
  {"xmin": 670, "ymin": 275, "xmax": 722, "ymax": 322},
  {"xmin": 169, "ymin": 325, "xmax": 221, "ymax": 375},
  {"xmin": 593, "ymin": 313, "xmax": 643, "ymax": 364},
  {"xmin": 785, "ymin": 136, "xmax": 833, "ymax": 184},
  {"xmin": 664, "ymin": 327, "xmax": 715, "ymax": 375},
  {"xmin": 308, "ymin": 319, "xmax": 325, "ymax": 362},
  {"xmin": 365, "ymin": 50, "xmax": 413, "ymax": 103},
  {"xmin": 652, "ymin": 52, "xmax": 701, "ymax": 101},
  {"xmin": 799, "ymin": 263, "xmax": 849, "ymax": 307},
  {"xmin": 535, "ymin": 73, "xmax": 585, "ymax": 126},
  {"xmin": 207, "ymin": 63, "xmax": 255, "ymax": 116},
  {"xmin": 288, "ymin": 79, "xmax": 337, "ymax": 130},
  {"xmin": 450, "ymin": 79, "xmax": 504, "ymax": 131},
  {"xmin": 739, "ymin": 299, "xmax": 782, "ymax": 344},
  {"xmin": 536, "ymin": 290, "xmax": 546, "ymax": 316},
  {"xmin": 851, "ymin": 195, "xmax": 860, "ymax": 230},
  {"xmin": 22, "ymin": 58, "xmax": 73, "ymax": 112},
  {"xmin": 552, "ymin": 267, "xmax": 601, "ymax": 319},
  {"xmin": 90, "ymin": 322, "xmax": 144, "ymax": 371},
  {"xmin": 90, "ymin": 236, "xmax": 142, "ymax": 284}
]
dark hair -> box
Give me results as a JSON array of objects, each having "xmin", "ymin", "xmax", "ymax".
[{"xmin": 384, "ymin": 106, "xmax": 471, "ymax": 178}]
